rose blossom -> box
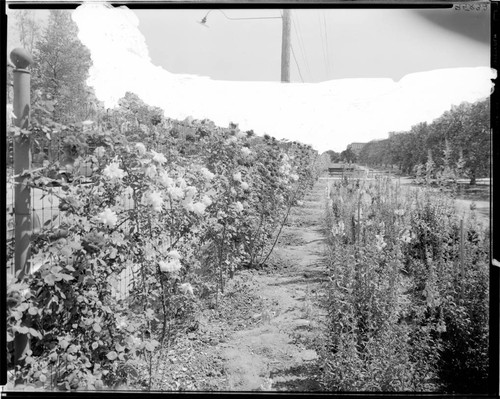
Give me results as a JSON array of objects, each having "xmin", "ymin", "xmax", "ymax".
[{"xmin": 96, "ymin": 208, "xmax": 118, "ymax": 228}]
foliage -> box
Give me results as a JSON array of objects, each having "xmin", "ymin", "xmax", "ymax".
[
  {"xmin": 357, "ymin": 99, "xmax": 490, "ymax": 185},
  {"xmin": 13, "ymin": 10, "xmax": 41, "ymax": 54},
  {"xmin": 31, "ymin": 10, "xmax": 94, "ymax": 124},
  {"xmin": 340, "ymin": 147, "xmax": 357, "ymax": 163},
  {"xmin": 321, "ymin": 175, "xmax": 489, "ymax": 392},
  {"xmin": 6, "ymin": 91, "xmax": 319, "ymax": 390}
]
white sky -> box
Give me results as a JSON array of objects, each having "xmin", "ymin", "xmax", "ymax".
[{"xmin": 68, "ymin": 4, "xmax": 493, "ymax": 153}]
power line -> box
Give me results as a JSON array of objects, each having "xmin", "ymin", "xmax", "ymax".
[
  {"xmin": 290, "ymin": 43, "xmax": 305, "ymax": 83},
  {"xmin": 322, "ymin": 12, "xmax": 332, "ymax": 78},
  {"xmin": 291, "ymin": 12, "xmax": 312, "ymax": 82},
  {"xmin": 317, "ymin": 11, "xmax": 329, "ymax": 81}
]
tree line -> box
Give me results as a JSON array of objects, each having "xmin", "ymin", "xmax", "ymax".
[{"xmin": 357, "ymin": 99, "xmax": 490, "ymax": 185}]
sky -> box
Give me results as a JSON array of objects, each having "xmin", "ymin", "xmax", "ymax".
[
  {"xmin": 135, "ymin": 7, "xmax": 490, "ymax": 83},
  {"xmin": 7, "ymin": 3, "xmax": 493, "ymax": 153}
]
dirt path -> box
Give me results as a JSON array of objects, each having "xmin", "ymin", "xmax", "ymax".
[{"xmin": 212, "ymin": 178, "xmax": 330, "ymax": 391}]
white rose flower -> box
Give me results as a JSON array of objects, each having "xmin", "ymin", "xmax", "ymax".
[
  {"xmin": 167, "ymin": 250, "xmax": 181, "ymax": 260},
  {"xmin": 103, "ymin": 162, "xmax": 126, "ymax": 181},
  {"xmin": 183, "ymin": 200, "xmax": 195, "ymax": 212},
  {"xmin": 135, "ymin": 143, "xmax": 146, "ymax": 155},
  {"xmin": 179, "ymin": 283, "xmax": 194, "ymax": 296},
  {"xmin": 192, "ymin": 202, "xmax": 206, "ymax": 216},
  {"xmin": 168, "ymin": 186, "xmax": 185, "ymax": 200},
  {"xmin": 145, "ymin": 165, "xmax": 157, "ymax": 179},
  {"xmin": 233, "ymin": 172, "xmax": 242, "ymax": 182},
  {"xmin": 159, "ymin": 259, "xmax": 182, "ymax": 273},
  {"xmin": 240, "ymin": 182, "xmax": 249, "ymax": 191},
  {"xmin": 185, "ymin": 186, "xmax": 197, "ymax": 199},
  {"xmin": 234, "ymin": 201, "xmax": 244, "ymax": 213},
  {"xmin": 142, "ymin": 191, "xmax": 163, "ymax": 212},
  {"xmin": 151, "ymin": 150, "xmax": 167, "ymax": 164},
  {"xmin": 230, "ymin": 188, "xmax": 237, "ymax": 196},
  {"xmin": 241, "ymin": 147, "xmax": 252, "ymax": 157},
  {"xmin": 96, "ymin": 208, "xmax": 118, "ymax": 228},
  {"xmin": 201, "ymin": 195, "xmax": 212, "ymax": 206},
  {"xmin": 289, "ymin": 174, "xmax": 299, "ymax": 182},
  {"xmin": 200, "ymin": 167, "xmax": 215, "ymax": 181},
  {"xmin": 159, "ymin": 171, "xmax": 173, "ymax": 187}
]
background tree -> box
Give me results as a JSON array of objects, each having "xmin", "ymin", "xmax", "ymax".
[
  {"xmin": 14, "ymin": 10, "xmax": 41, "ymax": 54},
  {"xmin": 31, "ymin": 10, "xmax": 93, "ymax": 124},
  {"xmin": 325, "ymin": 150, "xmax": 341, "ymax": 163},
  {"xmin": 340, "ymin": 147, "xmax": 357, "ymax": 164},
  {"xmin": 452, "ymin": 100, "xmax": 490, "ymax": 185}
]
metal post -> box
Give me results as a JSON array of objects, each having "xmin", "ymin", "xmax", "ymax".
[
  {"xmin": 281, "ymin": 9, "xmax": 291, "ymax": 83},
  {"xmin": 10, "ymin": 48, "xmax": 33, "ymax": 364}
]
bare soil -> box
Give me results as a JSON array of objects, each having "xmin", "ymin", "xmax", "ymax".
[{"xmin": 158, "ymin": 179, "xmax": 330, "ymax": 392}]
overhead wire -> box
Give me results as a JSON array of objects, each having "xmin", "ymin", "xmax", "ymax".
[
  {"xmin": 291, "ymin": 12, "xmax": 312, "ymax": 82},
  {"xmin": 323, "ymin": 12, "xmax": 332, "ymax": 78},
  {"xmin": 317, "ymin": 10, "xmax": 329, "ymax": 81},
  {"xmin": 291, "ymin": 43, "xmax": 305, "ymax": 83}
]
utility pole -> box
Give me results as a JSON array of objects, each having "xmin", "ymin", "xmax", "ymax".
[
  {"xmin": 199, "ymin": 9, "xmax": 291, "ymax": 82},
  {"xmin": 281, "ymin": 9, "xmax": 291, "ymax": 83}
]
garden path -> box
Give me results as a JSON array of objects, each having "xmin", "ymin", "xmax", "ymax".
[
  {"xmin": 215, "ymin": 178, "xmax": 330, "ymax": 391},
  {"xmin": 181, "ymin": 177, "xmax": 331, "ymax": 391}
]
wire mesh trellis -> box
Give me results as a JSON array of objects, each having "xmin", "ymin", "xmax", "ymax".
[{"xmin": 6, "ymin": 131, "xmax": 141, "ymax": 301}]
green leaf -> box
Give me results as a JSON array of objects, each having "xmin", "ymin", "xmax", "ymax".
[
  {"xmin": 59, "ymin": 273, "xmax": 74, "ymax": 282},
  {"xmin": 28, "ymin": 328, "xmax": 42, "ymax": 339},
  {"xmin": 44, "ymin": 274, "xmax": 58, "ymax": 286}
]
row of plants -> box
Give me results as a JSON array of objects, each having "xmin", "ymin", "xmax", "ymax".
[
  {"xmin": 320, "ymin": 174, "xmax": 489, "ymax": 392},
  {"xmin": 6, "ymin": 92, "xmax": 320, "ymax": 390}
]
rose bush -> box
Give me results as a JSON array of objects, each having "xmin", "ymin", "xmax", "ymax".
[{"xmin": 6, "ymin": 93, "xmax": 319, "ymax": 390}]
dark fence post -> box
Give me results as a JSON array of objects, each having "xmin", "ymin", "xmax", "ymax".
[{"xmin": 10, "ymin": 47, "xmax": 33, "ymax": 364}]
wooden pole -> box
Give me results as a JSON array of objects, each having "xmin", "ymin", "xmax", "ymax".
[
  {"xmin": 281, "ymin": 9, "xmax": 291, "ymax": 83},
  {"xmin": 10, "ymin": 48, "xmax": 33, "ymax": 364}
]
